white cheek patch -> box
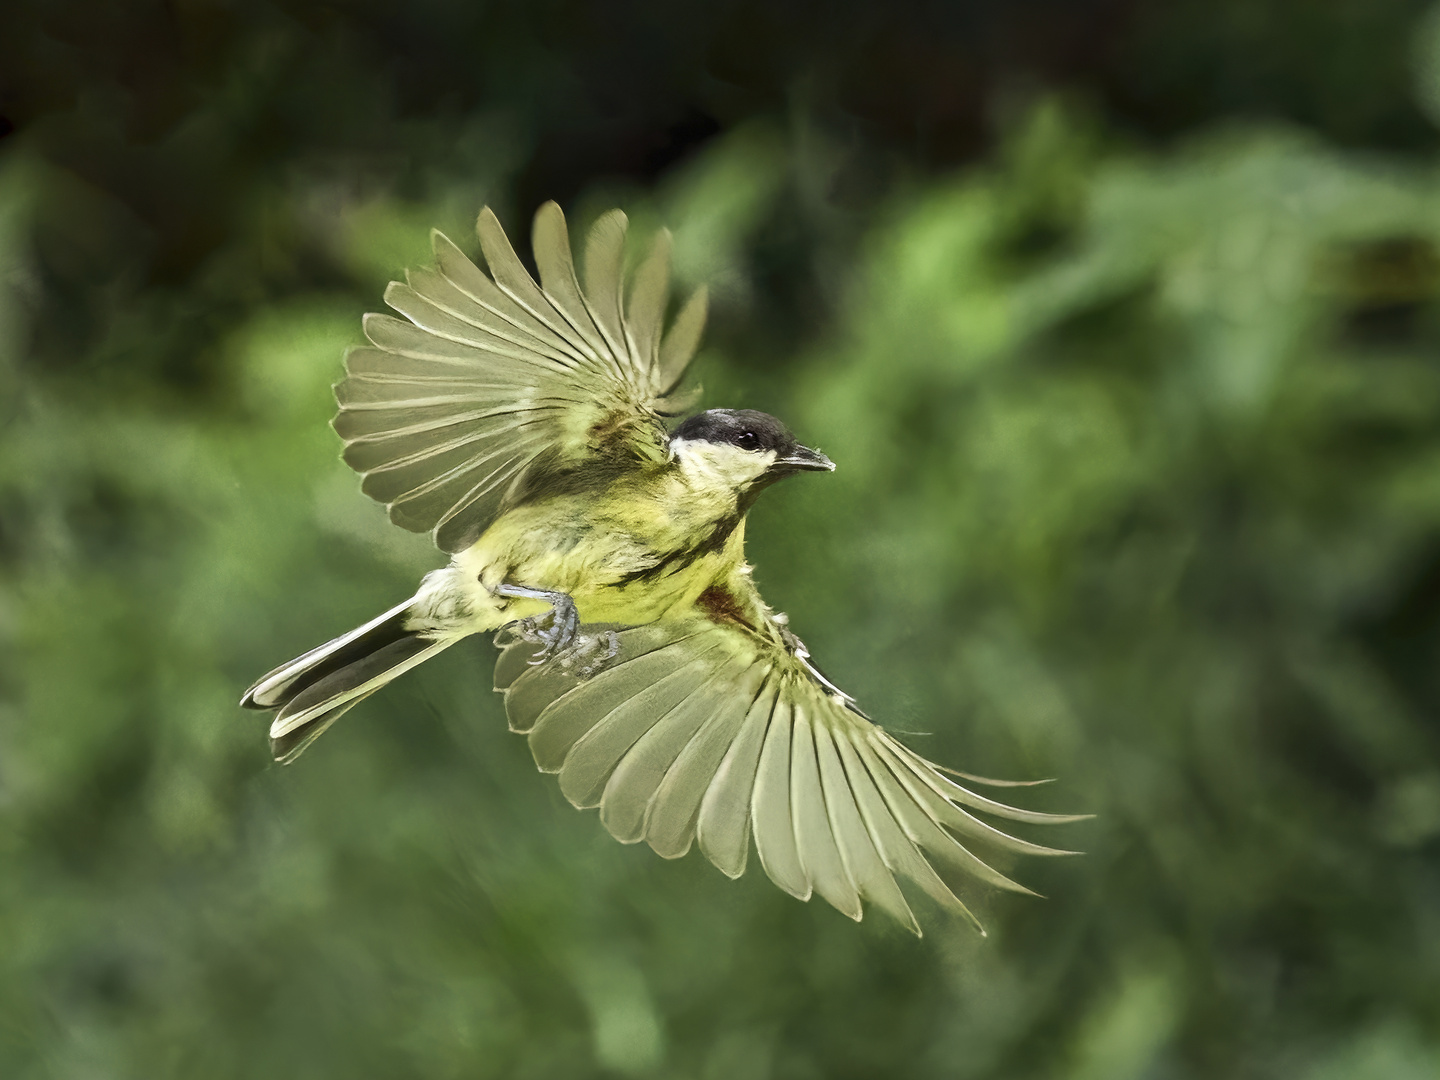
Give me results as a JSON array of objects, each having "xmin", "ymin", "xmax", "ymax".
[
  {"xmin": 671, "ymin": 439, "xmax": 775, "ymax": 488},
  {"xmin": 729, "ymin": 448, "xmax": 777, "ymax": 486}
]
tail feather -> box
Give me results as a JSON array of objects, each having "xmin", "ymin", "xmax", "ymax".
[
  {"xmin": 269, "ymin": 692, "xmax": 374, "ymax": 765},
  {"xmin": 241, "ymin": 597, "xmax": 416, "ymax": 710},
  {"xmin": 242, "ymin": 596, "xmax": 459, "ymax": 763}
]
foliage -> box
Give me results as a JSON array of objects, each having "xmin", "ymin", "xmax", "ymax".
[{"xmin": 4, "ymin": 4, "xmax": 1440, "ymax": 1078}]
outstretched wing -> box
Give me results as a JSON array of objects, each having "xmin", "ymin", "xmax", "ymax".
[
  {"xmin": 493, "ymin": 613, "xmax": 1086, "ymax": 935},
  {"xmin": 334, "ymin": 202, "xmax": 708, "ymax": 553}
]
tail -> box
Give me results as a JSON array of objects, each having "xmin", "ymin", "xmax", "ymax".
[{"xmin": 241, "ymin": 595, "xmax": 459, "ymax": 763}]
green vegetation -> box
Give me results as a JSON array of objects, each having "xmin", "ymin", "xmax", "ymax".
[{"xmin": 4, "ymin": 3, "xmax": 1440, "ymax": 1077}]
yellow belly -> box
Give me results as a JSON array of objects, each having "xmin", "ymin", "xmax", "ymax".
[{"xmin": 452, "ymin": 491, "xmax": 745, "ymax": 630}]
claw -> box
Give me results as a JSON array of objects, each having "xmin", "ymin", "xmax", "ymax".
[
  {"xmin": 495, "ymin": 583, "xmax": 611, "ymax": 675},
  {"xmin": 510, "ymin": 616, "xmax": 618, "ymax": 679},
  {"xmin": 559, "ymin": 629, "xmax": 620, "ymax": 677},
  {"xmin": 516, "ymin": 599, "xmax": 580, "ymax": 664}
]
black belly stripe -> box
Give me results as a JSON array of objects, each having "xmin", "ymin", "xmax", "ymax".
[{"xmin": 613, "ymin": 513, "xmax": 741, "ymax": 587}]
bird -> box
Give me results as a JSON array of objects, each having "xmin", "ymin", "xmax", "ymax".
[{"xmin": 241, "ymin": 200, "xmax": 1085, "ymax": 935}]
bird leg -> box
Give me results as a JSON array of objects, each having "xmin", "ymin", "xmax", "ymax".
[
  {"xmin": 495, "ymin": 583, "xmax": 618, "ymax": 675},
  {"xmin": 496, "ymin": 583, "xmax": 579, "ymax": 657}
]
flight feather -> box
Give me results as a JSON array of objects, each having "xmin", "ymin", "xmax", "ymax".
[{"xmin": 333, "ymin": 202, "xmax": 707, "ymax": 552}]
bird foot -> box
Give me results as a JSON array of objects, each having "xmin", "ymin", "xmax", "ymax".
[
  {"xmin": 556, "ymin": 628, "xmax": 622, "ymax": 677},
  {"xmin": 496, "ymin": 584, "xmax": 618, "ymax": 676},
  {"xmin": 514, "ymin": 600, "xmax": 579, "ymax": 661},
  {"xmin": 512, "ymin": 615, "xmax": 619, "ymax": 677}
]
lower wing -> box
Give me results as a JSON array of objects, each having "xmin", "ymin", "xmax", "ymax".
[{"xmin": 493, "ymin": 615, "xmax": 1088, "ymax": 935}]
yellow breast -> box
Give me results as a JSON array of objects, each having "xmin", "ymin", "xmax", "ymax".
[{"xmin": 453, "ymin": 471, "xmax": 748, "ymax": 628}]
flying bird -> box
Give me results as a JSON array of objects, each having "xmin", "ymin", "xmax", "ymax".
[{"xmin": 242, "ymin": 201, "xmax": 1083, "ymax": 934}]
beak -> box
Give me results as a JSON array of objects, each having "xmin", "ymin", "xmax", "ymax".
[{"xmin": 774, "ymin": 445, "xmax": 835, "ymax": 473}]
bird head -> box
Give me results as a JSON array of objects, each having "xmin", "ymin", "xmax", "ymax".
[{"xmin": 669, "ymin": 409, "xmax": 834, "ymax": 498}]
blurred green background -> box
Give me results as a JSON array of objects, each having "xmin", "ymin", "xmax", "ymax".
[{"xmin": 5, "ymin": 1, "xmax": 1440, "ymax": 1077}]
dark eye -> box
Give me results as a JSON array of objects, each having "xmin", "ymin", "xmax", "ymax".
[{"xmin": 735, "ymin": 431, "xmax": 760, "ymax": 450}]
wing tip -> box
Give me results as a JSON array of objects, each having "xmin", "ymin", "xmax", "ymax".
[
  {"xmin": 697, "ymin": 828, "xmax": 749, "ymax": 880},
  {"xmin": 591, "ymin": 206, "xmax": 629, "ymax": 233},
  {"xmin": 429, "ymin": 226, "xmax": 458, "ymax": 254},
  {"xmin": 475, "ymin": 204, "xmax": 501, "ymax": 233},
  {"xmin": 1033, "ymin": 812, "xmax": 1097, "ymax": 826},
  {"xmin": 1020, "ymin": 842, "xmax": 1087, "ymax": 858},
  {"xmin": 358, "ymin": 310, "xmax": 386, "ymax": 344},
  {"xmin": 533, "ymin": 199, "xmax": 566, "ymax": 236},
  {"xmin": 381, "ymin": 279, "xmax": 408, "ymax": 308},
  {"xmin": 935, "ymin": 764, "xmax": 1058, "ymax": 788},
  {"xmin": 686, "ymin": 282, "xmax": 710, "ymax": 316}
]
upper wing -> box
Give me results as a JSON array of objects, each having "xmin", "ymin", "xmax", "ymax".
[
  {"xmin": 334, "ymin": 202, "xmax": 708, "ymax": 552},
  {"xmin": 493, "ymin": 613, "xmax": 1087, "ymax": 935}
]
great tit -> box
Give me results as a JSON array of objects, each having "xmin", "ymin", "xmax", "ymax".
[{"xmin": 242, "ymin": 202, "xmax": 1083, "ymax": 934}]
